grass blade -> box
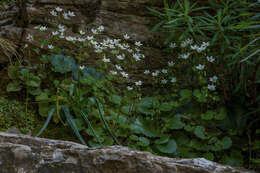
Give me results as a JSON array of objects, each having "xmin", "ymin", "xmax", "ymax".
[
  {"xmin": 80, "ymin": 110, "xmax": 102, "ymax": 145},
  {"xmin": 35, "ymin": 107, "xmax": 55, "ymax": 137},
  {"xmin": 95, "ymin": 99, "xmax": 120, "ymax": 145},
  {"xmin": 61, "ymin": 106, "xmax": 87, "ymax": 146}
]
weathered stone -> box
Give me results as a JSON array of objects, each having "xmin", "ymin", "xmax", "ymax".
[{"xmin": 0, "ymin": 132, "xmax": 254, "ymax": 173}]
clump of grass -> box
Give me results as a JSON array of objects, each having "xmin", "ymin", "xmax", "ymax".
[{"xmin": 0, "ymin": 38, "xmax": 20, "ymax": 64}]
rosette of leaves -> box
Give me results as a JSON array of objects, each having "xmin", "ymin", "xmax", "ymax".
[{"xmin": 7, "ymin": 66, "xmax": 41, "ymax": 92}]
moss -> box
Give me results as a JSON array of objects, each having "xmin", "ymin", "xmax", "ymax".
[
  {"xmin": 0, "ymin": 96, "xmax": 79, "ymax": 142},
  {"xmin": 0, "ymin": 97, "xmax": 36, "ymax": 134}
]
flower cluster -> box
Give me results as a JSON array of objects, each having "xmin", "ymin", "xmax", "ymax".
[
  {"xmin": 26, "ymin": 7, "xmax": 148, "ymax": 92},
  {"xmin": 25, "ymin": 7, "xmax": 219, "ymax": 95},
  {"xmin": 140, "ymin": 38, "xmax": 218, "ymax": 93}
]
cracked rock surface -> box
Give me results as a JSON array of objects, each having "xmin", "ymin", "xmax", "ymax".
[{"xmin": 0, "ymin": 132, "xmax": 254, "ymax": 173}]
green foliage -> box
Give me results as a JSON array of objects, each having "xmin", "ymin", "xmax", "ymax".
[
  {"xmin": 0, "ymin": 97, "xmax": 36, "ymax": 134},
  {"xmin": 4, "ymin": 3, "xmax": 260, "ymax": 171},
  {"xmin": 149, "ymin": 0, "xmax": 260, "ymax": 170}
]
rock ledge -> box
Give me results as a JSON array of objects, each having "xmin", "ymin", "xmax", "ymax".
[{"xmin": 0, "ymin": 132, "xmax": 253, "ymax": 173}]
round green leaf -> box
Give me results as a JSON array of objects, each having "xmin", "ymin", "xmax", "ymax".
[
  {"xmin": 194, "ymin": 126, "xmax": 207, "ymax": 139},
  {"xmin": 156, "ymin": 139, "xmax": 177, "ymax": 154},
  {"xmin": 138, "ymin": 137, "xmax": 150, "ymax": 146},
  {"xmin": 110, "ymin": 95, "xmax": 121, "ymax": 105},
  {"xmin": 6, "ymin": 82, "xmax": 22, "ymax": 92},
  {"xmin": 159, "ymin": 102, "xmax": 172, "ymax": 112},
  {"xmin": 221, "ymin": 136, "xmax": 232, "ymax": 149},
  {"xmin": 166, "ymin": 116, "xmax": 185, "ymax": 130},
  {"xmin": 201, "ymin": 110, "xmax": 215, "ymax": 120},
  {"xmin": 155, "ymin": 136, "xmax": 169, "ymax": 144},
  {"xmin": 129, "ymin": 135, "xmax": 139, "ymax": 141}
]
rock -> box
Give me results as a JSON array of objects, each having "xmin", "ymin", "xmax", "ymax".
[
  {"xmin": 0, "ymin": 132, "xmax": 254, "ymax": 173},
  {"xmin": 6, "ymin": 127, "xmax": 21, "ymax": 134}
]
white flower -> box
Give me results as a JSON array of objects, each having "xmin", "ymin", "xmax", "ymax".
[
  {"xmin": 190, "ymin": 45, "xmax": 200, "ymax": 52},
  {"xmin": 117, "ymin": 44, "xmax": 126, "ymax": 50},
  {"xmin": 87, "ymin": 36, "xmax": 94, "ymax": 41},
  {"xmin": 50, "ymin": 10, "xmax": 57, "ymax": 16},
  {"xmin": 52, "ymin": 31, "xmax": 59, "ymax": 36},
  {"xmin": 207, "ymin": 84, "xmax": 216, "ymax": 91},
  {"xmin": 195, "ymin": 64, "xmax": 205, "ymax": 70},
  {"xmin": 39, "ymin": 26, "xmax": 47, "ymax": 31},
  {"xmin": 116, "ymin": 54, "xmax": 125, "ymax": 60},
  {"xmin": 144, "ymin": 70, "xmax": 150, "ymax": 74},
  {"xmin": 127, "ymin": 86, "xmax": 133, "ymax": 90},
  {"xmin": 168, "ymin": 61, "xmax": 175, "ymax": 67},
  {"xmin": 161, "ymin": 79, "xmax": 168, "ymax": 84},
  {"xmin": 55, "ymin": 7, "xmax": 63, "ymax": 12},
  {"xmin": 135, "ymin": 48, "xmax": 140, "ymax": 52},
  {"xmin": 65, "ymin": 36, "xmax": 76, "ymax": 41},
  {"xmin": 169, "ymin": 42, "xmax": 176, "ymax": 48},
  {"xmin": 170, "ymin": 77, "xmax": 177, "ymax": 83},
  {"xmin": 79, "ymin": 30, "xmax": 85, "ymax": 35},
  {"xmin": 24, "ymin": 44, "xmax": 28, "ymax": 48},
  {"xmin": 190, "ymin": 42, "xmax": 209, "ymax": 53},
  {"xmin": 135, "ymin": 81, "xmax": 142, "ymax": 86},
  {"xmin": 121, "ymin": 72, "xmax": 129, "ymax": 78},
  {"xmin": 58, "ymin": 24, "xmax": 65, "ymax": 32},
  {"xmin": 133, "ymin": 53, "xmax": 141, "ymax": 61},
  {"xmin": 102, "ymin": 57, "xmax": 110, "ymax": 63},
  {"xmin": 90, "ymin": 40, "xmax": 98, "ymax": 46},
  {"xmin": 127, "ymin": 49, "xmax": 133, "ymax": 53},
  {"xmin": 58, "ymin": 24, "xmax": 64, "ymax": 29},
  {"xmin": 91, "ymin": 29, "xmax": 98, "ymax": 34},
  {"xmin": 79, "ymin": 65, "xmax": 85, "ymax": 70},
  {"xmin": 110, "ymin": 70, "xmax": 117, "ymax": 75},
  {"xmin": 179, "ymin": 53, "xmax": 191, "ymax": 59},
  {"xmin": 34, "ymin": 25, "xmax": 40, "ymax": 29},
  {"xmin": 63, "ymin": 12, "xmax": 70, "ymax": 20},
  {"xmin": 59, "ymin": 33, "xmax": 65, "ymax": 39},
  {"xmin": 98, "ymin": 25, "xmax": 104, "ymax": 32},
  {"xmin": 202, "ymin": 41, "xmax": 210, "ymax": 48},
  {"xmin": 152, "ymin": 72, "xmax": 159, "ymax": 77},
  {"xmin": 206, "ymin": 56, "xmax": 215, "ymax": 63},
  {"xmin": 181, "ymin": 38, "xmax": 193, "ymax": 47},
  {"xmin": 162, "ymin": 69, "xmax": 168, "ymax": 74},
  {"xmin": 26, "ymin": 34, "xmax": 33, "ymax": 42},
  {"xmin": 48, "ymin": 45, "xmax": 54, "ymax": 49},
  {"xmin": 135, "ymin": 41, "xmax": 142, "ymax": 47},
  {"xmin": 123, "ymin": 43, "xmax": 130, "ymax": 49},
  {"xmin": 78, "ymin": 38, "xmax": 86, "ymax": 42},
  {"xmin": 68, "ymin": 11, "xmax": 75, "ymax": 17},
  {"xmin": 108, "ymin": 44, "xmax": 115, "ymax": 49},
  {"xmin": 123, "ymin": 34, "xmax": 130, "ymax": 40},
  {"xmin": 115, "ymin": 65, "xmax": 122, "ymax": 71},
  {"xmin": 209, "ymin": 76, "xmax": 218, "ymax": 83}
]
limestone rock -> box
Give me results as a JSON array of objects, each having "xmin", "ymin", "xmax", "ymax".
[{"xmin": 0, "ymin": 132, "xmax": 254, "ymax": 173}]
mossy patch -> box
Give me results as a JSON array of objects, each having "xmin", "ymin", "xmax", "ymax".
[{"xmin": 0, "ymin": 97, "xmax": 36, "ymax": 134}]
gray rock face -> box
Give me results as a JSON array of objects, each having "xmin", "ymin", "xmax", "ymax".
[
  {"xmin": 0, "ymin": 0, "xmax": 164, "ymax": 64},
  {"xmin": 0, "ymin": 132, "xmax": 253, "ymax": 173}
]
